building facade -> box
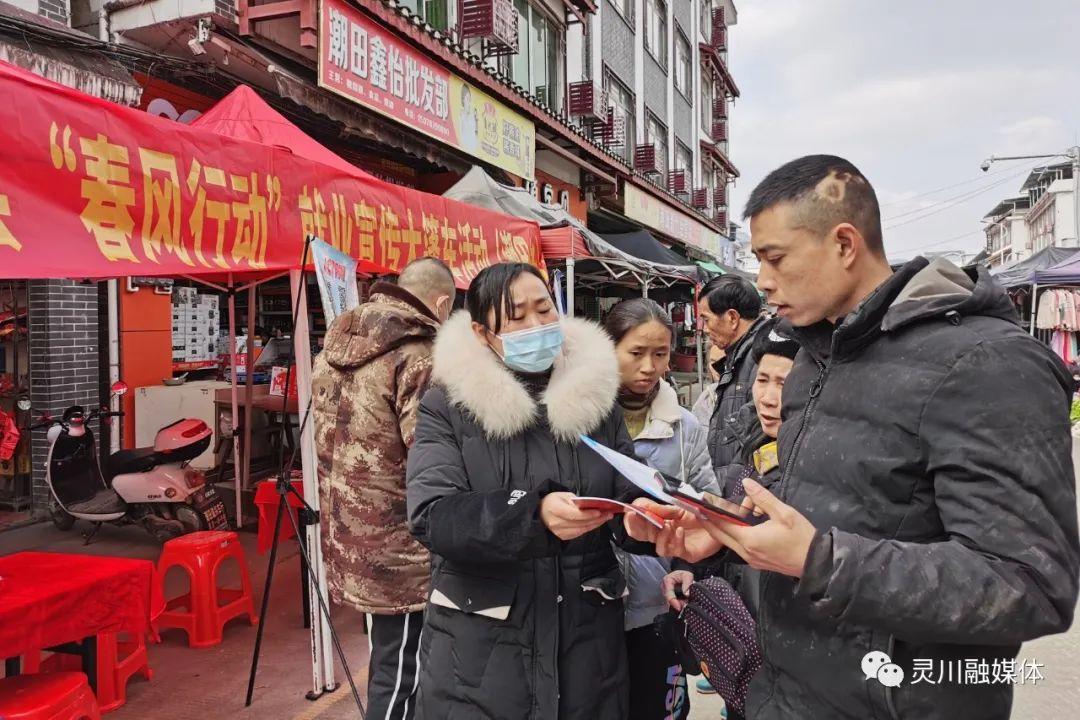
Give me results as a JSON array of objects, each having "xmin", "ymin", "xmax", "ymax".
[
  {"xmin": 99, "ymin": 0, "xmax": 738, "ymax": 260},
  {"xmin": 985, "ymin": 162, "xmax": 1077, "ymax": 269},
  {"xmin": 983, "ymin": 196, "xmax": 1031, "ymax": 269}
]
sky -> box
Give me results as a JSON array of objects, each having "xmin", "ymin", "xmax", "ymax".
[{"xmin": 727, "ymin": 0, "xmax": 1080, "ymax": 261}]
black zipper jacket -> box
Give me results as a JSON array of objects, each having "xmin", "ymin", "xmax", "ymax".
[{"xmin": 747, "ymin": 257, "xmax": 1080, "ymax": 720}]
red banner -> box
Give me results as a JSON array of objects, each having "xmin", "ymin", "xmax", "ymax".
[{"xmin": 0, "ymin": 61, "xmax": 542, "ymax": 285}]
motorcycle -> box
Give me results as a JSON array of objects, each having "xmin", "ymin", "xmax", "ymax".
[{"xmin": 21, "ymin": 381, "xmax": 230, "ymax": 542}]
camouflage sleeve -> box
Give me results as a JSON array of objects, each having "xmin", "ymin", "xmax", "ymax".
[{"xmin": 394, "ymin": 348, "xmax": 433, "ymax": 449}]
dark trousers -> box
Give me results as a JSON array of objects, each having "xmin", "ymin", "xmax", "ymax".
[
  {"xmin": 626, "ymin": 623, "xmax": 691, "ymax": 720},
  {"xmin": 366, "ymin": 611, "xmax": 423, "ymax": 720}
]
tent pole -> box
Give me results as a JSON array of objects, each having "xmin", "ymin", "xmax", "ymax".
[
  {"xmin": 227, "ymin": 275, "xmax": 243, "ymax": 528},
  {"xmin": 695, "ymin": 306, "xmax": 705, "ymax": 397},
  {"xmin": 566, "ymin": 258, "xmax": 576, "ymax": 318},
  {"xmin": 107, "ymin": 279, "xmax": 121, "ymax": 454},
  {"xmin": 1030, "ymin": 282, "xmax": 1038, "ymax": 337},
  {"xmin": 244, "ymin": 286, "xmax": 256, "ymax": 496},
  {"xmin": 643, "ymin": 277, "xmax": 649, "ymax": 299},
  {"xmin": 290, "ymin": 269, "xmax": 336, "ymax": 693}
]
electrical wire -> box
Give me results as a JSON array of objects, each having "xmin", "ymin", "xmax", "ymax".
[
  {"xmin": 880, "ymin": 159, "xmax": 1043, "ymax": 208},
  {"xmin": 890, "ymin": 228, "xmax": 985, "ymax": 258},
  {"xmin": 884, "ymin": 164, "xmax": 1041, "ymax": 230},
  {"xmin": 883, "ymin": 162, "xmax": 1044, "ymax": 224}
]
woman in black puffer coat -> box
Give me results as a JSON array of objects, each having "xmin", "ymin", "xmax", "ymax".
[{"xmin": 407, "ymin": 263, "xmax": 646, "ymax": 720}]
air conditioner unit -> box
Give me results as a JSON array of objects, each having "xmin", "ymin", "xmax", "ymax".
[
  {"xmin": 668, "ymin": 170, "xmax": 688, "ymax": 194},
  {"xmin": 712, "ymin": 119, "xmax": 728, "ymax": 142},
  {"xmin": 711, "ymin": 8, "xmax": 727, "ymax": 50},
  {"xmin": 568, "ymin": 81, "xmax": 606, "ymax": 121},
  {"xmin": 460, "ymin": 0, "xmax": 518, "ymax": 56},
  {"xmin": 713, "ymin": 185, "xmax": 727, "ymax": 208},
  {"xmin": 635, "ymin": 144, "xmax": 659, "ymax": 175},
  {"xmin": 691, "ymin": 188, "xmax": 709, "ymax": 209}
]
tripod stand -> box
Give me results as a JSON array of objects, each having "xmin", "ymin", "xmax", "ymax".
[{"xmin": 242, "ymin": 238, "xmax": 366, "ymax": 717}]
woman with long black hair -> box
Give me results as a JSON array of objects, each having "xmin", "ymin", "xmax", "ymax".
[
  {"xmin": 407, "ymin": 262, "xmax": 643, "ymax": 719},
  {"xmin": 604, "ymin": 298, "xmax": 719, "ymax": 720}
]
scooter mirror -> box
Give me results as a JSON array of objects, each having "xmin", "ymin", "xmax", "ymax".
[
  {"xmin": 16, "ymin": 398, "xmax": 31, "ymax": 411},
  {"xmin": 111, "ymin": 380, "xmax": 129, "ymax": 396}
]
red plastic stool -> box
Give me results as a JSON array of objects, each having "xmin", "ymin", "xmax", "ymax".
[
  {"xmin": 154, "ymin": 530, "xmax": 258, "ymax": 648},
  {"xmin": 254, "ymin": 478, "xmax": 305, "ymax": 555},
  {"xmin": 21, "ymin": 631, "xmax": 152, "ymax": 712},
  {"xmin": 0, "ymin": 672, "xmax": 101, "ymax": 720}
]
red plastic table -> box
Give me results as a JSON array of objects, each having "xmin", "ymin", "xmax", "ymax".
[{"xmin": 0, "ymin": 551, "xmax": 163, "ymax": 692}]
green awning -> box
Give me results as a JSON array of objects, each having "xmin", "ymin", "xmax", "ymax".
[{"xmin": 697, "ymin": 261, "xmax": 725, "ymax": 274}]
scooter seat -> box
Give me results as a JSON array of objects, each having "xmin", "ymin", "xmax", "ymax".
[
  {"xmin": 66, "ymin": 488, "xmax": 127, "ymax": 515},
  {"xmin": 109, "ymin": 447, "xmax": 160, "ymax": 476}
]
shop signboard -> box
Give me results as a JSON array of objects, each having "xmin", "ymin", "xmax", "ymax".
[
  {"xmin": 318, "ymin": 0, "xmax": 535, "ymax": 181},
  {"xmin": 310, "ymin": 236, "xmax": 359, "ymax": 326},
  {"xmin": 623, "ymin": 183, "xmax": 724, "ymax": 258}
]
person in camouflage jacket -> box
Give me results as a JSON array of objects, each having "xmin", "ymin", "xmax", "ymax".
[{"xmin": 312, "ymin": 257, "xmax": 455, "ymax": 720}]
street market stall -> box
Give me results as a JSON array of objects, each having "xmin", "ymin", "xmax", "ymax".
[
  {"xmin": 1029, "ymin": 251, "xmax": 1080, "ymax": 361},
  {"xmin": 0, "ymin": 57, "xmax": 543, "ymax": 701}
]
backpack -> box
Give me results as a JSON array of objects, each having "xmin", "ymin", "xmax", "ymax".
[{"xmin": 678, "ymin": 575, "xmax": 763, "ymax": 714}]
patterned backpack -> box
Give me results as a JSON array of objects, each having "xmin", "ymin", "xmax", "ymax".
[{"xmin": 680, "ymin": 575, "xmax": 763, "ymax": 715}]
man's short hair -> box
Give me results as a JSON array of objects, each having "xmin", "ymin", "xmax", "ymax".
[
  {"xmin": 743, "ymin": 155, "xmax": 884, "ymax": 257},
  {"xmin": 398, "ymin": 256, "xmax": 455, "ymax": 299},
  {"xmin": 699, "ymin": 275, "xmax": 762, "ymax": 320}
]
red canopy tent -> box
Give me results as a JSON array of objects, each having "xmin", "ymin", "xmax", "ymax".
[
  {"xmin": 0, "ymin": 58, "xmax": 545, "ymax": 698},
  {"xmin": 189, "ymin": 84, "xmax": 376, "ymax": 180}
]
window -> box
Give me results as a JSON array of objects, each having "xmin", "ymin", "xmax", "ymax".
[
  {"xmin": 646, "ymin": 113, "xmax": 669, "ymax": 180},
  {"xmin": 674, "ymin": 29, "xmax": 691, "ymax": 95},
  {"xmin": 699, "ymin": 0, "xmax": 712, "ymax": 43},
  {"xmin": 604, "ymin": 71, "xmax": 636, "ymax": 164},
  {"xmin": 399, "ymin": 0, "xmax": 449, "ymax": 31},
  {"xmin": 701, "ymin": 73, "xmax": 713, "ymax": 129},
  {"xmin": 702, "ymin": 164, "xmax": 715, "ymax": 197},
  {"xmin": 503, "ymin": 1, "xmax": 564, "ymax": 111},
  {"xmin": 645, "ymin": 0, "xmax": 668, "ymax": 67},
  {"xmin": 613, "ymin": 0, "xmax": 634, "ymax": 23},
  {"xmin": 510, "ymin": 0, "xmax": 529, "ymax": 87},
  {"xmin": 676, "ymin": 142, "xmax": 693, "ymax": 177}
]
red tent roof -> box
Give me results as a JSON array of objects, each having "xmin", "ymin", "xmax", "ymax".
[{"xmin": 191, "ymin": 85, "xmax": 372, "ymax": 179}]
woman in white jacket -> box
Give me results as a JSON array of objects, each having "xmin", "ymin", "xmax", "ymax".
[{"xmin": 603, "ymin": 298, "xmax": 720, "ymax": 720}]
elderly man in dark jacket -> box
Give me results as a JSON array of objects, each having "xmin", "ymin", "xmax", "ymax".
[
  {"xmin": 697, "ymin": 275, "xmax": 767, "ymax": 490},
  {"xmin": 629, "ymin": 155, "xmax": 1080, "ymax": 720}
]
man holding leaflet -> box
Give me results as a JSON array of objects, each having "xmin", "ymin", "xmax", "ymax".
[{"xmin": 627, "ymin": 155, "xmax": 1080, "ymax": 720}]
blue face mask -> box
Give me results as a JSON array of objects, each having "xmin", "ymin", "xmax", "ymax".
[{"xmin": 496, "ymin": 322, "xmax": 564, "ymax": 373}]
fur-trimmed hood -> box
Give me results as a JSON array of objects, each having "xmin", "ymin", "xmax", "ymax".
[{"xmin": 432, "ymin": 311, "xmax": 620, "ymax": 442}]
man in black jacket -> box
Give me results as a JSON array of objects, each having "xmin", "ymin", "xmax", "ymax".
[
  {"xmin": 630, "ymin": 155, "xmax": 1080, "ymax": 719},
  {"xmin": 697, "ymin": 275, "xmax": 766, "ymax": 488}
]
